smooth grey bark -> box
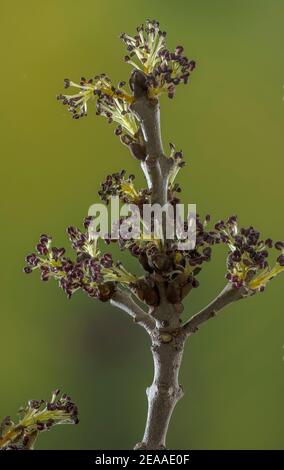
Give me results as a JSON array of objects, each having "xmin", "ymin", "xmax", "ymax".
[
  {"xmin": 129, "ymin": 71, "xmax": 186, "ymax": 449},
  {"xmin": 110, "ymin": 289, "xmax": 155, "ymax": 334},
  {"xmin": 112, "ymin": 283, "xmax": 247, "ymax": 450},
  {"xmin": 130, "ymin": 71, "xmax": 173, "ymax": 207},
  {"xmin": 134, "ymin": 336, "xmax": 185, "ymax": 450}
]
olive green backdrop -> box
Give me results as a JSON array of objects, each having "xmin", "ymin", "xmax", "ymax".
[{"xmin": 1, "ymin": 0, "xmax": 284, "ymax": 449}]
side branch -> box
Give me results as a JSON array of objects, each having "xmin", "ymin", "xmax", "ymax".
[
  {"xmin": 110, "ymin": 290, "xmax": 155, "ymax": 333},
  {"xmin": 182, "ymin": 283, "xmax": 247, "ymax": 337}
]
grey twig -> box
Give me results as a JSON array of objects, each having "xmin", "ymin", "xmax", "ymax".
[
  {"xmin": 134, "ymin": 335, "xmax": 185, "ymax": 450},
  {"xmin": 130, "ymin": 70, "xmax": 173, "ymax": 207},
  {"xmin": 182, "ymin": 283, "xmax": 247, "ymax": 337},
  {"xmin": 110, "ymin": 289, "xmax": 155, "ymax": 333}
]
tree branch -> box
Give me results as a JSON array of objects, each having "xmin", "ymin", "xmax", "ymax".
[
  {"xmin": 134, "ymin": 335, "xmax": 185, "ymax": 450},
  {"xmin": 110, "ymin": 290, "xmax": 155, "ymax": 333},
  {"xmin": 130, "ymin": 70, "xmax": 173, "ymax": 206},
  {"xmin": 182, "ymin": 283, "xmax": 247, "ymax": 337}
]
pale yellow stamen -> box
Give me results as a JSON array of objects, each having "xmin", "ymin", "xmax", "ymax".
[{"xmin": 249, "ymin": 264, "xmax": 284, "ymax": 290}]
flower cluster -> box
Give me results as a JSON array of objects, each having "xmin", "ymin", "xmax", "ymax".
[
  {"xmin": 98, "ymin": 170, "xmax": 150, "ymax": 206},
  {"xmin": 163, "ymin": 214, "xmax": 220, "ymax": 300},
  {"xmin": 121, "ymin": 19, "xmax": 196, "ymax": 98},
  {"xmin": 24, "ymin": 221, "xmax": 137, "ymax": 301},
  {"xmin": 215, "ymin": 216, "xmax": 284, "ymax": 291},
  {"xmin": 168, "ymin": 143, "xmax": 186, "ymax": 194},
  {"xmin": 0, "ymin": 390, "xmax": 78, "ymax": 450},
  {"xmin": 57, "ymin": 75, "xmax": 139, "ymax": 140},
  {"xmin": 116, "ymin": 214, "xmax": 221, "ymax": 305},
  {"xmin": 131, "ymin": 251, "xmax": 202, "ymax": 307}
]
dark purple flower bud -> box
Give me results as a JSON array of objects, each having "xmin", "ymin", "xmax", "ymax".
[
  {"xmin": 64, "ymin": 78, "xmax": 70, "ymax": 89},
  {"xmin": 192, "ymin": 278, "xmax": 199, "ymax": 288},
  {"xmin": 26, "ymin": 253, "xmax": 40, "ymax": 266},
  {"xmin": 183, "ymin": 74, "xmax": 189, "ymax": 84},
  {"xmin": 51, "ymin": 247, "xmax": 59, "ymax": 259},
  {"xmin": 36, "ymin": 243, "xmax": 48, "ymax": 256},
  {"xmin": 23, "ymin": 266, "xmax": 32, "ymax": 274},
  {"xmin": 275, "ymin": 241, "xmax": 284, "ymax": 251},
  {"xmin": 114, "ymin": 125, "xmax": 123, "ymax": 136},
  {"xmin": 215, "ymin": 220, "xmax": 225, "ymax": 231},
  {"xmin": 277, "ymin": 255, "xmax": 284, "ymax": 266},
  {"xmin": 57, "ymin": 247, "xmax": 66, "ymax": 257},
  {"xmin": 40, "ymin": 269, "xmax": 49, "ymax": 282},
  {"xmin": 174, "ymin": 151, "xmax": 183, "ymax": 159},
  {"xmin": 46, "ymin": 403, "xmax": 56, "ymax": 411},
  {"xmin": 83, "ymin": 216, "xmax": 93, "ymax": 229},
  {"xmin": 265, "ymin": 238, "xmax": 273, "ymax": 248},
  {"xmin": 101, "ymin": 253, "xmax": 113, "ymax": 268},
  {"xmin": 66, "ymin": 290, "xmax": 73, "ymax": 299},
  {"xmin": 227, "ymin": 215, "xmax": 238, "ymax": 225},
  {"xmin": 28, "ymin": 400, "xmax": 41, "ymax": 409},
  {"xmin": 231, "ymin": 251, "xmax": 241, "ymax": 262},
  {"xmin": 175, "ymin": 45, "xmax": 184, "ymax": 55},
  {"xmin": 37, "ymin": 422, "xmax": 45, "ymax": 431},
  {"xmin": 40, "ymin": 234, "xmax": 50, "ymax": 245},
  {"xmin": 131, "ymin": 245, "xmax": 140, "ymax": 256},
  {"xmin": 67, "ymin": 226, "xmax": 78, "ymax": 240}
]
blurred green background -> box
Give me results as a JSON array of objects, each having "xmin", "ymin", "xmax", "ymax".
[{"xmin": 1, "ymin": 0, "xmax": 284, "ymax": 449}]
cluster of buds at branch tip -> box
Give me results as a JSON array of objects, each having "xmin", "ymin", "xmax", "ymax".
[
  {"xmin": 98, "ymin": 170, "xmax": 151, "ymax": 206},
  {"xmin": 121, "ymin": 19, "xmax": 196, "ymax": 98},
  {"xmin": 214, "ymin": 216, "xmax": 284, "ymax": 292},
  {"xmin": 57, "ymin": 75, "xmax": 140, "ymax": 141},
  {"xmin": 0, "ymin": 390, "xmax": 78, "ymax": 450},
  {"xmin": 113, "ymin": 214, "xmax": 222, "ymax": 308},
  {"xmin": 56, "ymin": 19, "xmax": 196, "ymax": 162},
  {"xmin": 24, "ymin": 221, "xmax": 137, "ymax": 301}
]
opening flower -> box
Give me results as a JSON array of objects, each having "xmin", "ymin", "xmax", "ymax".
[
  {"xmin": 0, "ymin": 390, "xmax": 78, "ymax": 450},
  {"xmin": 121, "ymin": 19, "xmax": 196, "ymax": 98},
  {"xmin": 24, "ymin": 221, "xmax": 137, "ymax": 300},
  {"xmin": 57, "ymin": 75, "xmax": 139, "ymax": 139},
  {"xmin": 215, "ymin": 217, "xmax": 284, "ymax": 292},
  {"xmin": 98, "ymin": 170, "xmax": 150, "ymax": 206}
]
